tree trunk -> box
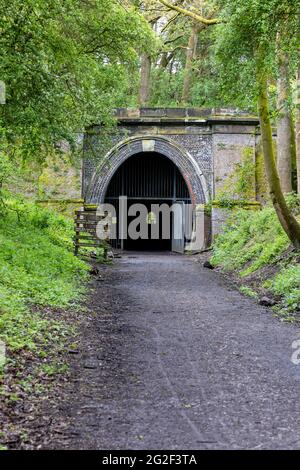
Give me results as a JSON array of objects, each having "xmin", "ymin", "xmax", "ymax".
[
  {"xmin": 139, "ymin": 54, "xmax": 151, "ymax": 107},
  {"xmin": 276, "ymin": 45, "xmax": 292, "ymax": 193},
  {"xmin": 291, "ymin": 115, "xmax": 297, "ymax": 192},
  {"xmin": 160, "ymin": 52, "xmax": 169, "ymax": 69},
  {"xmin": 296, "ymin": 63, "xmax": 300, "ymax": 193},
  {"xmin": 258, "ymin": 73, "xmax": 300, "ymax": 249},
  {"xmin": 181, "ymin": 24, "xmax": 200, "ymax": 104}
]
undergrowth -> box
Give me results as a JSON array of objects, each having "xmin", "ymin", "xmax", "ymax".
[
  {"xmin": 211, "ymin": 195, "xmax": 300, "ymax": 315},
  {"xmin": 0, "ymin": 197, "xmax": 89, "ymax": 354}
]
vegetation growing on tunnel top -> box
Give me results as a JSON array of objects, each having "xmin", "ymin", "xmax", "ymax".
[
  {"xmin": 211, "ymin": 194, "xmax": 300, "ymax": 315},
  {"xmin": 0, "ymin": 197, "xmax": 89, "ymax": 354}
]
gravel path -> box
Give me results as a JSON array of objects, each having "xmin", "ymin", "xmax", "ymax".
[{"xmin": 49, "ymin": 253, "xmax": 300, "ymax": 450}]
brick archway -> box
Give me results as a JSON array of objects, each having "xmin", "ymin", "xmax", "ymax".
[{"xmin": 86, "ymin": 136, "xmax": 209, "ymax": 205}]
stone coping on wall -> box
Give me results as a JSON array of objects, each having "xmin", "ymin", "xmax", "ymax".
[
  {"xmin": 36, "ymin": 198, "xmax": 84, "ymax": 203},
  {"xmin": 36, "ymin": 199, "xmax": 85, "ymax": 217},
  {"xmin": 212, "ymin": 200, "xmax": 261, "ymax": 208},
  {"xmin": 86, "ymin": 108, "xmax": 259, "ymax": 130},
  {"xmin": 113, "ymin": 107, "xmax": 259, "ymax": 125}
]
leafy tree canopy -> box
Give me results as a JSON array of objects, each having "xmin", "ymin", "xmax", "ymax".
[
  {"xmin": 0, "ymin": 0, "xmax": 154, "ymax": 160},
  {"xmin": 214, "ymin": 0, "xmax": 300, "ymax": 108}
]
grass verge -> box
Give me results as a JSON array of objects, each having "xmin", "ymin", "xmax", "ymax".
[
  {"xmin": 0, "ymin": 197, "xmax": 104, "ymax": 448},
  {"xmin": 211, "ymin": 195, "xmax": 300, "ymax": 320}
]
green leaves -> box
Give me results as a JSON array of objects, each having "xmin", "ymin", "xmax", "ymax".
[
  {"xmin": 265, "ymin": 265, "xmax": 300, "ymax": 313},
  {"xmin": 211, "ymin": 199, "xmax": 300, "ymax": 313},
  {"xmin": 0, "ymin": 0, "xmax": 154, "ymax": 161},
  {"xmin": 211, "ymin": 206, "xmax": 289, "ymax": 273},
  {"xmin": 0, "ymin": 197, "xmax": 89, "ymax": 351},
  {"xmin": 214, "ymin": 0, "xmax": 300, "ymax": 105}
]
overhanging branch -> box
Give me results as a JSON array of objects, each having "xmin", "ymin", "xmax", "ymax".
[{"xmin": 159, "ymin": 0, "xmax": 221, "ymax": 26}]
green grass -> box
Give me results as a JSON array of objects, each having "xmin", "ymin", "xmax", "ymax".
[
  {"xmin": 0, "ymin": 197, "xmax": 89, "ymax": 354},
  {"xmin": 211, "ymin": 206, "xmax": 289, "ymax": 274},
  {"xmin": 239, "ymin": 286, "xmax": 259, "ymax": 299},
  {"xmin": 211, "ymin": 199, "xmax": 300, "ymax": 314},
  {"xmin": 265, "ymin": 265, "xmax": 300, "ymax": 312}
]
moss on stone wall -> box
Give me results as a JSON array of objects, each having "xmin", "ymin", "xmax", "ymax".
[
  {"xmin": 255, "ymin": 149, "xmax": 268, "ymax": 204},
  {"xmin": 8, "ymin": 152, "xmax": 82, "ymax": 202},
  {"xmin": 215, "ymin": 146, "xmax": 256, "ymax": 207},
  {"xmin": 37, "ymin": 153, "xmax": 81, "ymax": 200}
]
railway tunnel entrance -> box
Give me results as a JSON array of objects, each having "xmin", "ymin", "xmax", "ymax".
[
  {"xmin": 83, "ymin": 109, "xmax": 260, "ymax": 254},
  {"xmin": 104, "ymin": 152, "xmax": 191, "ymax": 251}
]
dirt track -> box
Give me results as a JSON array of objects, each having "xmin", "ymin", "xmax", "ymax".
[{"xmin": 47, "ymin": 253, "xmax": 300, "ymax": 450}]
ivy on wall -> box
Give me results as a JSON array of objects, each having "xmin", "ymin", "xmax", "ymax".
[{"xmin": 215, "ymin": 147, "xmax": 256, "ymax": 208}]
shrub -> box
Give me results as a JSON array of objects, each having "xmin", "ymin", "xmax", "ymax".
[
  {"xmin": 265, "ymin": 265, "xmax": 300, "ymax": 312},
  {"xmin": 211, "ymin": 200, "xmax": 300, "ymax": 314},
  {"xmin": 211, "ymin": 206, "xmax": 289, "ymax": 274},
  {"xmin": 0, "ymin": 198, "xmax": 89, "ymax": 352}
]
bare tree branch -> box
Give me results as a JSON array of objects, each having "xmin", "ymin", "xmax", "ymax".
[
  {"xmin": 158, "ymin": 0, "xmax": 221, "ymax": 26},
  {"xmin": 161, "ymin": 12, "xmax": 180, "ymax": 32}
]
